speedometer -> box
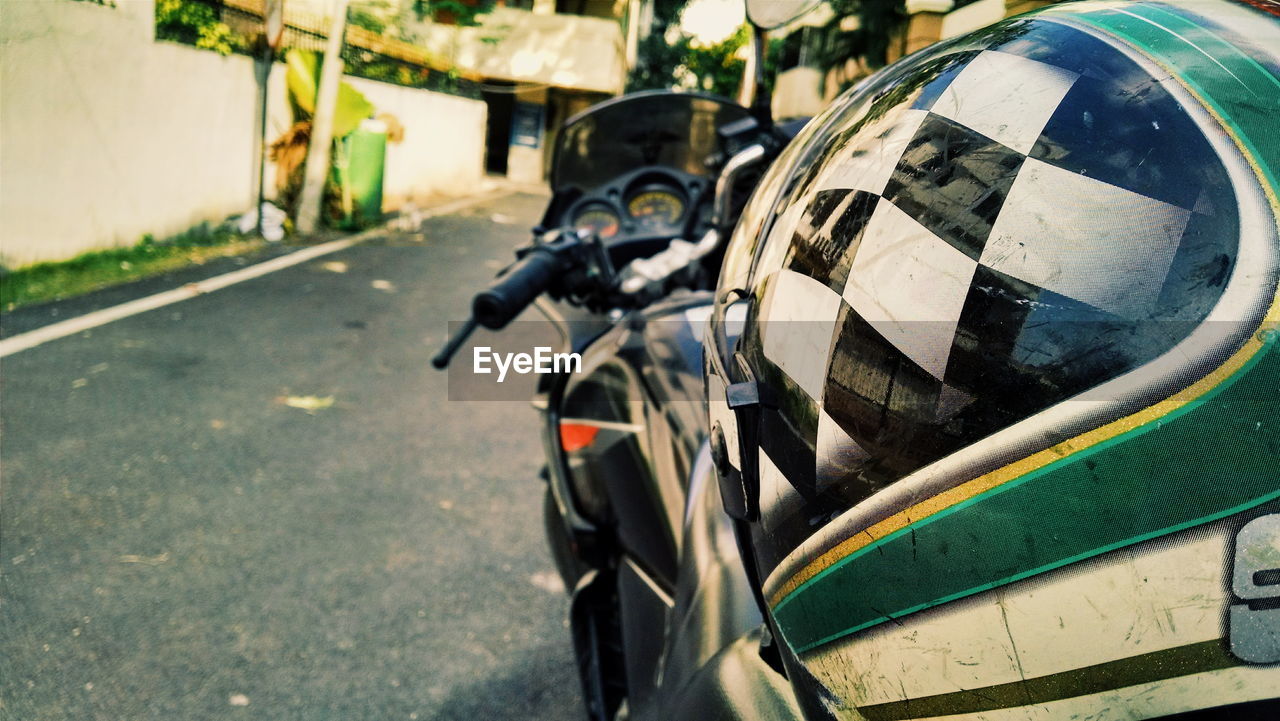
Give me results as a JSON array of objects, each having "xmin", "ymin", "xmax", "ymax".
[
  {"xmin": 573, "ymin": 204, "xmax": 620, "ymax": 238},
  {"xmin": 627, "ymin": 189, "xmax": 685, "ymax": 228}
]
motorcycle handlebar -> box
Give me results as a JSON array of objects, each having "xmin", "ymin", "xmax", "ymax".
[{"xmin": 472, "ymin": 249, "xmax": 560, "ymax": 329}]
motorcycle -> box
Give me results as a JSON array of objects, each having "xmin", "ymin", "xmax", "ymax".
[
  {"xmin": 436, "ymin": 0, "xmax": 1280, "ymax": 719},
  {"xmin": 433, "ymin": 85, "xmax": 798, "ymax": 719}
]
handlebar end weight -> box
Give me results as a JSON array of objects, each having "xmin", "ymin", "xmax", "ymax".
[{"xmin": 431, "ymin": 318, "xmax": 479, "ymax": 370}]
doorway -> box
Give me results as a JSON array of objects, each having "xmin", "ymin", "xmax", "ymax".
[{"xmin": 482, "ymin": 83, "xmax": 515, "ymax": 175}]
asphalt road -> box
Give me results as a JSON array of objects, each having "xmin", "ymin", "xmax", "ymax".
[{"xmin": 0, "ymin": 192, "xmax": 584, "ymax": 720}]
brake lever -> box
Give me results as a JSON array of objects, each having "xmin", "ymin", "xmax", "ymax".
[{"xmin": 431, "ymin": 317, "xmax": 479, "ymax": 369}]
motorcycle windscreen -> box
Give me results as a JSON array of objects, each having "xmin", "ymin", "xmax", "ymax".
[{"xmin": 550, "ymin": 91, "xmax": 751, "ymax": 196}]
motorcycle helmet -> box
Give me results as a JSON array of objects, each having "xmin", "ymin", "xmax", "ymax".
[{"xmin": 705, "ymin": 0, "xmax": 1280, "ymax": 718}]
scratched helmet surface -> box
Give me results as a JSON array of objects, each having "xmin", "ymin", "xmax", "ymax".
[{"xmin": 704, "ymin": 0, "xmax": 1280, "ymax": 718}]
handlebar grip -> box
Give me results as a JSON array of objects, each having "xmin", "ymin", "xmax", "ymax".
[{"xmin": 472, "ymin": 249, "xmax": 559, "ymax": 329}]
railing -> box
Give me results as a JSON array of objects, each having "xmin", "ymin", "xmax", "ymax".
[{"xmin": 157, "ymin": 0, "xmax": 480, "ymax": 97}]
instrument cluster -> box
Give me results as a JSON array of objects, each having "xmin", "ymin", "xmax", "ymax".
[{"xmin": 564, "ymin": 169, "xmax": 706, "ymax": 243}]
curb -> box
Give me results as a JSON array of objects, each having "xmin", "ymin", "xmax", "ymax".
[{"xmin": 0, "ymin": 189, "xmax": 517, "ymax": 359}]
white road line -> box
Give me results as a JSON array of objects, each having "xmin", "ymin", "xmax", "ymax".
[{"xmin": 0, "ymin": 190, "xmax": 514, "ymax": 359}]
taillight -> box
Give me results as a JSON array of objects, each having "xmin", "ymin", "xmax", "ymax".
[{"xmin": 560, "ymin": 423, "xmax": 600, "ymax": 453}]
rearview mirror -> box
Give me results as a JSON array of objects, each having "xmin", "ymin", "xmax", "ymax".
[{"xmin": 745, "ymin": 0, "xmax": 823, "ymax": 30}]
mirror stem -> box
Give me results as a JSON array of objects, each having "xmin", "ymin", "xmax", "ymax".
[{"xmin": 749, "ymin": 24, "xmax": 773, "ymax": 129}]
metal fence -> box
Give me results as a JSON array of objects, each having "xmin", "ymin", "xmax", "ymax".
[{"xmin": 158, "ymin": 0, "xmax": 480, "ymax": 97}]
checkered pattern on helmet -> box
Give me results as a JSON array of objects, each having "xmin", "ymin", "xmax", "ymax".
[{"xmin": 748, "ymin": 22, "xmax": 1238, "ymax": 518}]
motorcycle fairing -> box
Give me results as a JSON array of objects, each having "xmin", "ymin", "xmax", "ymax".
[
  {"xmin": 554, "ymin": 293, "xmax": 813, "ymax": 720},
  {"xmin": 556, "ymin": 292, "xmax": 718, "ymax": 585},
  {"xmin": 641, "ymin": 444, "xmax": 806, "ymax": 721}
]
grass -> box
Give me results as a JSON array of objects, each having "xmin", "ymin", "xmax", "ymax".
[{"xmin": 1, "ymin": 224, "xmax": 265, "ymax": 312}]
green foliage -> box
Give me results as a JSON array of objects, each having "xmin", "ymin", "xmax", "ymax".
[
  {"xmin": 348, "ymin": 8, "xmax": 388, "ymax": 34},
  {"xmin": 275, "ymin": 50, "xmax": 384, "ymax": 226},
  {"xmin": 627, "ymin": 32, "xmax": 693, "ymax": 92},
  {"xmin": 628, "ymin": 22, "xmax": 751, "ymax": 98},
  {"xmin": 811, "ymin": 0, "xmax": 907, "ymax": 76},
  {"xmin": 284, "ymin": 49, "xmax": 376, "ymax": 139},
  {"xmin": 338, "ymin": 2, "xmax": 479, "ymax": 97},
  {"xmin": 341, "ymin": 52, "xmax": 481, "ymax": 98},
  {"xmin": 154, "ymin": 0, "xmax": 246, "ymax": 56},
  {"xmin": 682, "ymin": 25, "xmax": 751, "ymax": 97},
  {"xmin": 346, "ymin": 54, "xmax": 428, "ymax": 85},
  {"xmin": 412, "ymin": 0, "xmax": 497, "ymax": 27},
  {"xmin": 628, "ymin": 0, "xmax": 693, "ymax": 92},
  {"xmin": 0, "ymin": 224, "xmax": 254, "ymax": 311}
]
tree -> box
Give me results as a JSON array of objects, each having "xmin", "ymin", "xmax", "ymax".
[
  {"xmin": 628, "ymin": 31, "xmax": 693, "ymax": 92},
  {"xmin": 626, "ymin": 4, "xmax": 751, "ymax": 98},
  {"xmin": 809, "ymin": 0, "xmax": 906, "ymax": 91},
  {"xmin": 627, "ymin": 0, "xmax": 689, "ymax": 92},
  {"xmin": 628, "ymin": 1, "xmax": 909, "ymax": 99},
  {"xmin": 680, "ymin": 25, "xmax": 750, "ymax": 97}
]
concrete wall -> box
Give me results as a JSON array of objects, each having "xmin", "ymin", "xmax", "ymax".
[{"xmin": 0, "ymin": 0, "xmax": 486, "ymax": 268}]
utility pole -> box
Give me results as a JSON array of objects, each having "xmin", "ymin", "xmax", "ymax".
[
  {"xmin": 256, "ymin": 0, "xmax": 285, "ymax": 237},
  {"xmin": 295, "ymin": 0, "xmax": 350, "ymax": 235},
  {"xmin": 743, "ymin": 25, "xmax": 768, "ymax": 125},
  {"xmin": 738, "ymin": 34, "xmax": 758, "ymax": 109}
]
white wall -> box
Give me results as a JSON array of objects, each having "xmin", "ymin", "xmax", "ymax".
[{"xmin": 0, "ymin": 0, "xmax": 486, "ymax": 268}]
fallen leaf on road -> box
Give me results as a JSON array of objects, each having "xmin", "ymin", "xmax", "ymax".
[
  {"xmin": 530, "ymin": 570, "xmax": 565, "ymax": 594},
  {"xmin": 490, "ymin": 213, "xmax": 514, "ymax": 224},
  {"xmin": 321, "ymin": 261, "xmax": 348, "ymax": 273},
  {"xmin": 210, "ymin": 419, "xmax": 226, "ymax": 430},
  {"xmin": 281, "ymin": 395, "xmax": 335, "ymax": 414},
  {"xmin": 228, "ymin": 693, "xmax": 250, "ymax": 707},
  {"xmin": 71, "ymin": 378, "xmax": 88, "ymax": 389},
  {"xmin": 371, "ymin": 279, "xmax": 396, "ymax": 292},
  {"xmin": 88, "ymin": 363, "xmax": 109, "ymax": 374},
  {"xmin": 119, "ymin": 552, "xmax": 170, "ymax": 566},
  {"xmin": 438, "ymin": 499, "xmax": 454, "ymax": 510}
]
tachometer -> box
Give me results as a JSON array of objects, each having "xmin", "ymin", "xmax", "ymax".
[
  {"xmin": 573, "ymin": 204, "xmax": 620, "ymax": 239},
  {"xmin": 626, "ymin": 189, "xmax": 685, "ymax": 229}
]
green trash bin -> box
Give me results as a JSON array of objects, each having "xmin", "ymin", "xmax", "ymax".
[{"xmin": 330, "ymin": 118, "xmax": 387, "ymax": 230}]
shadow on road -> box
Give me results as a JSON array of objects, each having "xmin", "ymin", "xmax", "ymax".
[{"xmin": 430, "ymin": 640, "xmax": 583, "ymax": 721}]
